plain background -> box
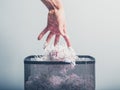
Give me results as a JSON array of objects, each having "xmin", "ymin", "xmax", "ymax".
[{"xmin": 0, "ymin": 0, "xmax": 120, "ymax": 90}]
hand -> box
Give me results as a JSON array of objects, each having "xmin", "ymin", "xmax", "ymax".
[
  {"xmin": 38, "ymin": 10, "xmax": 71, "ymax": 48},
  {"xmin": 38, "ymin": 0, "xmax": 71, "ymax": 48}
]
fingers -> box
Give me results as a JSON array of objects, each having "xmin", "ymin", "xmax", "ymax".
[
  {"xmin": 54, "ymin": 34, "xmax": 60, "ymax": 46},
  {"xmin": 59, "ymin": 25, "xmax": 65, "ymax": 36},
  {"xmin": 43, "ymin": 32, "xmax": 54, "ymax": 49},
  {"xmin": 46, "ymin": 32, "xmax": 54, "ymax": 45},
  {"xmin": 38, "ymin": 27, "xmax": 49, "ymax": 40},
  {"xmin": 60, "ymin": 24, "xmax": 71, "ymax": 47},
  {"xmin": 63, "ymin": 34, "xmax": 71, "ymax": 47}
]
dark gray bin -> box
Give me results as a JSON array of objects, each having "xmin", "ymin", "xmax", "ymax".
[{"xmin": 24, "ymin": 55, "xmax": 95, "ymax": 90}]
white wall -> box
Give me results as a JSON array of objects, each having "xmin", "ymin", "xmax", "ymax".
[{"xmin": 0, "ymin": 0, "xmax": 120, "ymax": 90}]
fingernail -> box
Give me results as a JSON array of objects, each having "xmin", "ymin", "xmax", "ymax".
[{"xmin": 38, "ymin": 37, "xmax": 40, "ymax": 40}]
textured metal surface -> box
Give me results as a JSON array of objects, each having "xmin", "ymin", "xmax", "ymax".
[{"xmin": 24, "ymin": 55, "xmax": 95, "ymax": 90}]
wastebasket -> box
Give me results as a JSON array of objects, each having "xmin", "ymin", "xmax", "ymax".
[{"xmin": 24, "ymin": 55, "xmax": 95, "ymax": 90}]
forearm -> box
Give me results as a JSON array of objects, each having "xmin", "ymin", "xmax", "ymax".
[{"xmin": 41, "ymin": 0, "xmax": 64, "ymax": 10}]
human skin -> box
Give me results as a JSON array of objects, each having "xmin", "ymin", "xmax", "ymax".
[{"xmin": 38, "ymin": 0, "xmax": 71, "ymax": 48}]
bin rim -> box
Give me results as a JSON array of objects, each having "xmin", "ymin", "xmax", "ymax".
[{"xmin": 24, "ymin": 55, "xmax": 95, "ymax": 64}]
